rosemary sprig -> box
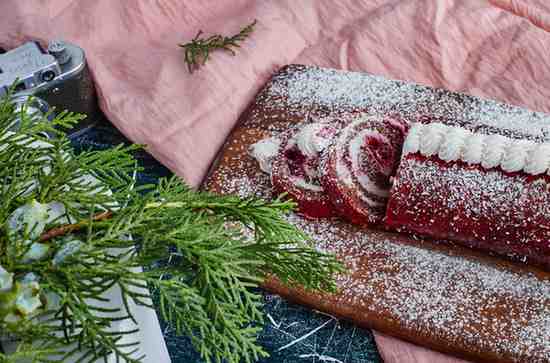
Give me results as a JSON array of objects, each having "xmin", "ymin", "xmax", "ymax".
[{"xmin": 179, "ymin": 19, "xmax": 257, "ymax": 73}]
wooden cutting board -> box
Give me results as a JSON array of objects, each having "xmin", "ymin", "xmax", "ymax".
[{"xmin": 204, "ymin": 65, "xmax": 550, "ymax": 363}]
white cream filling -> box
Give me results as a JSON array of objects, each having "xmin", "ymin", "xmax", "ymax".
[
  {"xmin": 332, "ymin": 118, "xmax": 392, "ymax": 208},
  {"xmin": 335, "ymin": 119, "xmax": 363, "ymax": 187},
  {"xmin": 349, "ymin": 130, "xmax": 390, "ymax": 198},
  {"xmin": 295, "ymin": 123, "xmax": 332, "ymax": 157},
  {"xmin": 249, "ymin": 136, "xmax": 281, "ymax": 174}
]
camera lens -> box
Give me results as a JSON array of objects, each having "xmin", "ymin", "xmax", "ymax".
[{"xmin": 40, "ymin": 70, "xmax": 56, "ymax": 82}]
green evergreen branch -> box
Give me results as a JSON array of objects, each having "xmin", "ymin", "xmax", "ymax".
[
  {"xmin": 179, "ymin": 19, "xmax": 257, "ymax": 73},
  {"xmin": 0, "ymin": 91, "xmax": 344, "ymax": 363}
]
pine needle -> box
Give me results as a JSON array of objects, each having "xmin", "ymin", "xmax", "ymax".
[
  {"xmin": 179, "ymin": 19, "xmax": 257, "ymax": 73},
  {"xmin": 0, "ymin": 89, "xmax": 343, "ymax": 363}
]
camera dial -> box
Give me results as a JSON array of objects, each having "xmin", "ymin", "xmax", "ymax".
[{"xmin": 47, "ymin": 40, "xmax": 71, "ymax": 65}]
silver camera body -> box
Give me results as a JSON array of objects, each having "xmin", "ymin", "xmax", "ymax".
[{"xmin": 0, "ymin": 40, "xmax": 100, "ymax": 135}]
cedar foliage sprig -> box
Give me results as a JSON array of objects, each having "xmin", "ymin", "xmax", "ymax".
[
  {"xmin": 0, "ymin": 90, "xmax": 344, "ymax": 363},
  {"xmin": 179, "ymin": 20, "xmax": 257, "ymax": 73}
]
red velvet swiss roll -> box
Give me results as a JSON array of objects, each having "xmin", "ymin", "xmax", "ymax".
[{"xmin": 385, "ymin": 122, "xmax": 550, "ymax": 269}]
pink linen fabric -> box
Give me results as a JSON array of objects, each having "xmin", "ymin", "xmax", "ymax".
[{"xmin": 1, "ymin": 1, "xmax": 549, "ymax": 362}]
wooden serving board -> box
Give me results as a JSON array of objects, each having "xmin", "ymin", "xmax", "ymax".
[{"xmin": 204, "ymin": 65, "xmax": 550, "ymax": 363}]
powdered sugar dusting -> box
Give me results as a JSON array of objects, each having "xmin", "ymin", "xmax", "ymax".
[
  {"xmin": 206, "ymin": 65, "xmax": 550, "ymax": 362},
  {"xmin": 263, "ymin": 65, "xmax": 550, "ymax": 142},
  {"xmin": 387, "ymin": 155, "xmax": 550, "ymax": 270},
  {"xmin": 213, "ymin": 159, "xmax": 550, "ymax": 362}
]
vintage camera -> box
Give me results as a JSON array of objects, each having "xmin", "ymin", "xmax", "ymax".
[{"xmin": 0, "ymin": 40, "xmax": 101, "ymax": 136}]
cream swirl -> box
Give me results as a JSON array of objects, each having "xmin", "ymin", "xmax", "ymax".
[
  {"xmin": 438, "ymin": 127, "xmax": 471, "ymax": 162},
  {"xmin": 501, "ymin": 140, "xmax": 536, "ymax": 173},
  {"xmin": 525, "ymin": 143, "xmax": 550, "ymax": 175},
  {"xmin": 295, "ymin": 123, "xmax": 332, "ymax": 157},
  {"xmin": 462, "ymin": 133, "xmax": 485, "ymax": 165},
  {"xmin": 481, "ymin": 134, "xmax": 509, "ymax": 169},
  {"xmin": 420, "ymin": 123, "xmax": 447, "ymax": 157},
  {"xmin": 349, "ymin": 130, "xmax": 390, "ymax": 199},
  {"xmin": 249, "ymin": 136, "xmax": 281, "ymax": 174}
]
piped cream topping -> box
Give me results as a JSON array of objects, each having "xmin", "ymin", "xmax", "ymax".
[
  {"xmin": 481, "ymin": 134, "xmax": 509, "ymax": 169},
  {"xmin": 525, "ymin": 144, "xmax": 550, "ymax": 175},
  {"xmin": 462, "ymin": 133, "xmax": 485, "ymax": 165},
  {"xmin": 420, "ymin": 123, "xmax": 447, "ymax": 157},
  {"xmin": 403, "ymin": 122, "xmax": 550, "ymax": 176},
  {"xmin": 438, "ymin": 127, "xmax": 471, "ymax": 162},
  {"xmin": 501, "ymin": 140, "xmax": 536, "ymax": 173},
  {"xmin": 401, "ymin": 123, "xmax": 423, "ymax": 156}
]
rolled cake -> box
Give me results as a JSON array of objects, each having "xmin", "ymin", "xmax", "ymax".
[
  {"xmin": 386, "ymin": 122, "xmax": 550, "ymax": 268},
  {"xmin": 211, "ymin": 65, "xmax": 550, "ymax": 363},
  {"xmin": 252, "ymin": 121, "xmax": 339, "ymax": 218},
  {"xmin": 320, "ymin": 116, "xmax": 408, "ymax": 225}
]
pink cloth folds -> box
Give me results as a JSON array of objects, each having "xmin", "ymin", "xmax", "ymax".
[{"xmin": 1, "ymin": 1, "xmax": 549, "ymax": 362}]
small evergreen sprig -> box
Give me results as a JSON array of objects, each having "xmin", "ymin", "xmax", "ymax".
[
  {"xmin": 179, "ymin": 20, "xmax": 257, "ymax": 73},
  {"xmin": 0, "ymin": 90, "xmax": 343, "ymax": 363}
]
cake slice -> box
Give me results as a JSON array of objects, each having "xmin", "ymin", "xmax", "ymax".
[
  {"xmin": 269, "ymin": 121, "xmax": 340, "ymax": 218},
  {"xmin": 320, "ymin": 116, "xmax": 408, "ymax": 225},
  {"xmin": 386, "ymin": 122, "xmax": 550, "ymax": 268}
]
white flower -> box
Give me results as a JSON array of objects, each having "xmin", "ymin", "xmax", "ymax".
[{"xmin": 21, "ymin": 273, "xmax": 39, "ymax": 283}]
